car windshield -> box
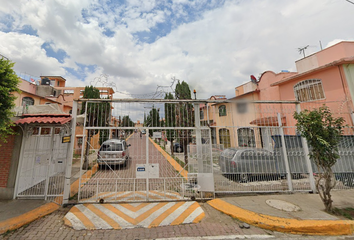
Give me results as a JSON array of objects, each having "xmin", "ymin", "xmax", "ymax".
[
  {"xmin": 222, "ymin": 149, "xmax": 237, "ymax": 158},
  {"xmin": 101, "ymin": 143, "xmax": 123, "ymax": 151}
]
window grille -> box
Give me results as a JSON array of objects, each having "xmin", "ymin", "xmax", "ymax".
[
  {"xmin": 294, "ymin": 79, "xmax": 325, "ymax": 102},
  {"xmin": 219, "ymin": 105, "xmax": 227, "ymax": 116}
]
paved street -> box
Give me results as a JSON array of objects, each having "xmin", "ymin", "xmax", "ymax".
[
  {"xmin": 79, "ymin": 133, "xmax": 186, "ymax": 202},
  {"xmin": 0, "ymin": 202, "xmax": 277, "ymax": 240}
]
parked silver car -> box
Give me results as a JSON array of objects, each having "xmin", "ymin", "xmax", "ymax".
[
  {"xmin": 219, "ymin": 148, "xmax": 279, "ymax": 182},
  {"xmin": 98, "ymin": 139, "xmax": 131, "ymax": 168}
]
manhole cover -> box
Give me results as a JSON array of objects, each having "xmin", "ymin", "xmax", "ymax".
[{"xmin": 266, "ymin": 199, "xmax": 301, "ymax": 212}]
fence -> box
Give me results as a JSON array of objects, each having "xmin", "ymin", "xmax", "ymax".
[{"xmin": 72, "ymin": 98, "xmax": 354, "ymax": 203}]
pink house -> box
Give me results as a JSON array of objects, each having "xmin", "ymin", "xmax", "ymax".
[{"xmin": 253, "ymin": 41, "xmax": 354, "ymax": 129}]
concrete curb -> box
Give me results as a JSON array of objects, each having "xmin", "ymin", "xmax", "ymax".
[
  {"xmin": 0, "ymin": 202, "xmax": 59, "ymax": 235},
  {"xmin": 208, "ymin": 199, "xmax": 354, "ymax": 236}
]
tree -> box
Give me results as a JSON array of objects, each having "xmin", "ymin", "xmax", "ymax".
[
  {"xmin": 165, "ymin": 93, "xmax": 176, "ymax": 154},
  {"xmin": 175, "ymin": 80, "xmax": 194, "ymax": 165},
  {"xmin": 144, "ymin": 107, "xmax": 160, "ymax": 136},
  {"xmin": 120, "ymin": 115, "xmax": 135, "ymax": 137},
  {"xmin": 81, "ymin": 86, "xmax": 110, "ymax": 169},
  {"xmin": 0, "ymin": 57, "xmax": 20, "ymax": 146},
  {"xmin": 294, "ymin": 106, "xmax": 345, "ymax": 212}
]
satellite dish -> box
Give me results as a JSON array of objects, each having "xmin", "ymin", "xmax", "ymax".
[{"xmin": 250, "ymin": 75, "xmax": 259, "ymax": 84}]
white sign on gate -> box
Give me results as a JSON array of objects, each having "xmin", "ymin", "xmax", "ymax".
[
  {"xmin": 136, "ymin": 164, "xmax": 159, "ymax": 178},
  {"xmin": 153, "ymin": 131, "xmax": 162, "ymax": 138}
]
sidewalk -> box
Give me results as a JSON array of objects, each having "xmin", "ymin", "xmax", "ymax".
[{"xmin": 208, "ymin": 190, "xmax": 354, "ymax": 236}]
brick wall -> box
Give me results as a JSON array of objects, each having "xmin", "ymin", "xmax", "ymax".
[{"xmin": 0, "ymin": 135, "xmax": 15, "ymax": 188}]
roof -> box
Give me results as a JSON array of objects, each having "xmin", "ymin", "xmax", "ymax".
[
  {"xmin": 271, "ymin": 56, "xmax": 354, "ymax": 86},
  {"xmin": 249, "ymin": 116, "xmax": 286, "ymax": 126},
  {"xmin": 15, "ymin": 114, "xmax": 71, "ymax": 125}
]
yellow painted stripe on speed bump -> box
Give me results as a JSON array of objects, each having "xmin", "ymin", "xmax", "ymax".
[
  {"xmin": 85, "ymin": 204, "xmax": 121, "ymax": 229},
  {"xmin": 123, "ymin": 203, "xmax": 149, "ymax": 212},
  {"xmin": 70, "ymin": 206, "xmax": 96, "ymax": 230},
  {"xmin": 149, "ymin": 201, "xmax": 186, "ymax": 228},
  {"xmin": 101, "ymin": 204, "xmax": 137, "ymax": 225},
  {"xmin": 208, "ymin": 199, "xmax": 354, "ymax": 236},
  {"xmin": 193, "ymin": 211, "xmax": 205, "ymax": 224},
  {"xmin": 135, "ymin": 202, "xmax": 169, "ymax": 223},
  {"xmin": 171, "ymin": 202, "xmax": 200, "ymax": 225}
]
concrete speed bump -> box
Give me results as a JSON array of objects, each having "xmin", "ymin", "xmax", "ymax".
[
  {"xmin": 64, "ymin": 201, "xmax": 205, "ymax": 230},
  {"xmin": 208, "ymin": 199, "xmax": 354, "ymax": 236}
]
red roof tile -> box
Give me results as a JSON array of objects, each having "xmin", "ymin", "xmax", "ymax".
[{"xmin": 16, "ymin": 116, "xmax": 71, "ymax": 125}]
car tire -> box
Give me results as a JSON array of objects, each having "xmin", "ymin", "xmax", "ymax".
[
  {"xmin": 238, "ymin": 173, "xmax": 249, "ymax": 183},
  {"xmin": 176, "ymin": 147, "xmax": 182, "ymax": 153},
  {"xmin": 336, "ymin": 173, "xmax": 354, "ymax": 187}
]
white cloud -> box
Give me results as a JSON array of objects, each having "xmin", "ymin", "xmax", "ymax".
[{"xmin": 1, "ymin": 0, "xmax": 354, "ymax": 100}]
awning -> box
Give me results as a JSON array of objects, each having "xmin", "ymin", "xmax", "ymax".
[
  {"xmin": 249, "ymin": 116, "xmax": 286, "ymax": 126},
  {"xmin": 15, "ymin": 114, "xmax": 71, "ymax": 125}
]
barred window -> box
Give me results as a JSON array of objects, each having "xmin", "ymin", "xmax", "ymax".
[
  {"xmin": 237, "ymin": 128, "xmax": 256, "ymax": 147},
  {"xmin": 219, "ymin": 128, "xmax": 231, "ymax": 148},
  {"xmin": 22, "ymin": 97, "xmax": 34, "ymax": 106},
  {"xmin": 219, "ymin": 105, "xmax": 227, "ymax": 116},
  {"xmin": 200, "ymin": 110, "xmax": 204, "ymax": 120},
  {"xmin": 294, "ymin": 79, "xmax": 325, "ymax": 102}
]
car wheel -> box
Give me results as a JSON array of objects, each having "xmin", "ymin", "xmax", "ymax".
[
  {"xmin": 336, "ymin": 173, "xmax": 354, "ymax": 187},
  {"xmin": 238, "ymin": 173, "xmax": 249, "ymax": 183},
  {"xmin": 176, "ymin": 147, "xmax": 182, "ymax": 153}
]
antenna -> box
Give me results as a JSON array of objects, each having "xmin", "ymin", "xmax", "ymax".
[{"xmin": 298, "ymin": 45, "xmax": 309, "ymax": 58}]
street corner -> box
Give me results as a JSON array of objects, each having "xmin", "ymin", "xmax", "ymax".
[
  {"xmin": 207, "ymin": 199, "xmax": 354, "ymax": 236},
  {"xmin": 63, "ymin": 201, "xmax": 205, "ymax": 230}
]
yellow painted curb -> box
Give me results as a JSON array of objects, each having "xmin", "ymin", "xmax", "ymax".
[
  {"xmin": 208, "ymin": 199, "xmax": 354, "ymax": 236},
  {"xmin": 70, "ymin": 163, "xmax": 98, "ymax": 197},
  {"xmin": 0, "ymin": 202, "xmax": 59, "ymax": 234},
  {"xmin": 149, "ymin": 138, "xmax": 188, "ymax": 180}
]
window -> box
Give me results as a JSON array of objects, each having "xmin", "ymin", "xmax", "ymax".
[
  {"xmin": 200, "ymin": 110, "xmax": 204, "ymax": 120},
  {"xmin": 77, "ymin": 137, "xmax": 83, "ymax": 147},
  {"xmin": 219, "ymin": 105, "xmax": 227, "ymax": 116},
  {"xmin": 64, "ymin": 89, "xmax": 75, "ymax": 94},
  {"xmin": 50, "ymin": 80, "xmax": 55, "ymax": 87},
  {"xmin": 294, "ymin": 79, "xmax": 325, "ymax": 102},
  {"xmin": 237, "ymin": 128, "xmax": 256, "ymax": 147},
  {"xmin": 22, "ymin": 97, "xmax": 34, "ymax": 106},
  {"xmin": 219, "ymin": 128, "xmax": 231, "ymax": 148},
  {"xmin": 236, "ymin": 102, "xmax": 248, "ymax": 114}
]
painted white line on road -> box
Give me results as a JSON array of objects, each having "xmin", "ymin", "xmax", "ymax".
[
  {"xmin": 182, "ymin": 207, "xmax": 204, "ymax": 224},
  {"xmin": 146, "ymin": 235, "xmax": 275, "ymax": 240},
  {"xmin": 65, "ymin": 212, "xmax": 86, "ymax": 230},
  {"xmin": 75, "ymin": 204, "xmax": 112, "ymax": 229},
  {"xmin": 159, "ymin": 201, "xmax": 195, "ymax": 226}
]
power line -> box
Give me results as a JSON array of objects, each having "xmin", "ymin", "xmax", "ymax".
[{"xmin": 345, "ymin": 0, "xmax": 354, "ymax": 5}]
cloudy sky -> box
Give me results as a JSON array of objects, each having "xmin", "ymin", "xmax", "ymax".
[{"xmin": 0, "ymin": 0, "xmax": 353, "ymax": 99}]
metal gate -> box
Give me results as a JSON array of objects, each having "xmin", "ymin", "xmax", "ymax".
[
  {"xmin": 76, "ymin": 99, "xmax": 215, "ymax": 203},
  {"xmin": 15, "ymin": 125, "xmax": 70, "ymax": 203}
]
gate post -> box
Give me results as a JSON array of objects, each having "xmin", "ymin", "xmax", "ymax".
[
  {"xmin": 63, "ymin": 100, "xmax": 78, "ymax": 204},
  {"xmin": 146, "ymin": 128, "xmax": 149, "ymax": 201},
  {"xmin": 194, "ymin": 103, "xmax": 215, "ymax": 195},
  {"xmin": 277, "ymin": 113, "xmax": 293, "ymax": 192},
  {"xmin": 295, "ymin": 104, "xmax": 317, "ymax": 193}
]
